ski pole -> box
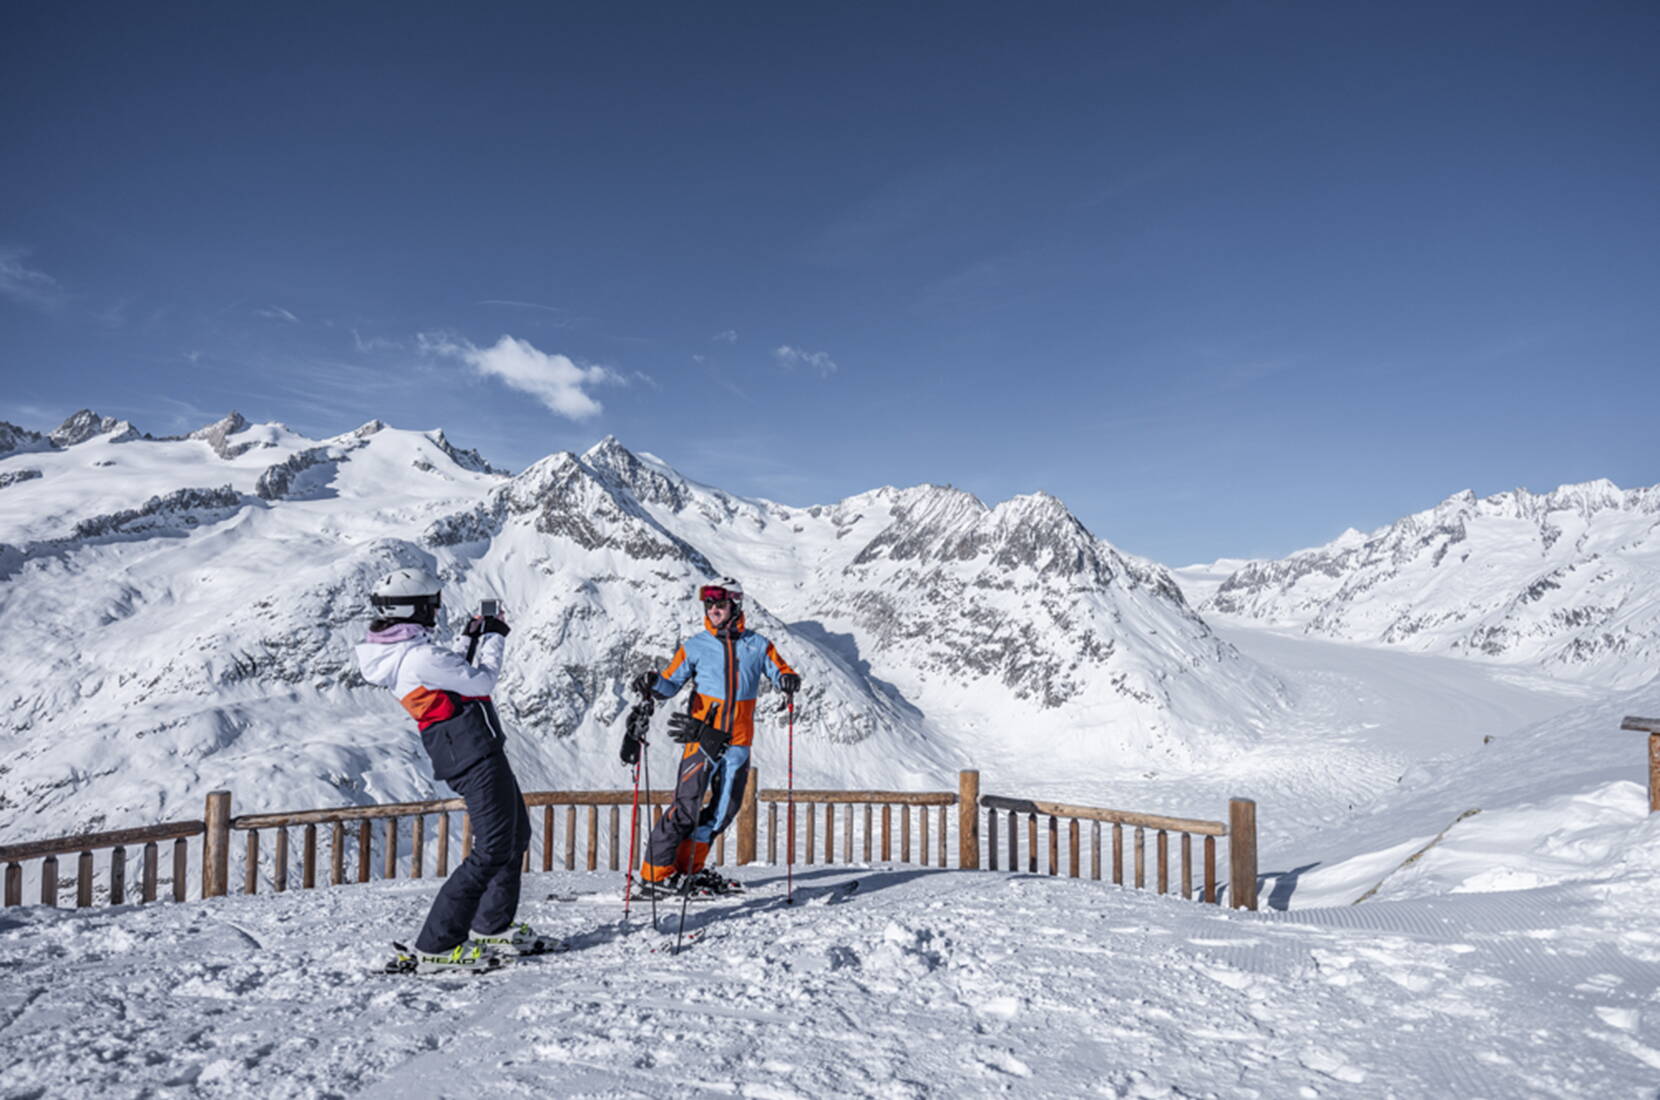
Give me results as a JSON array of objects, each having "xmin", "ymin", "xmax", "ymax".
[
  {"xmin": 623, "ymin": 755, "xmax": 642, "ymax": 920},
  {"xmin": 786, "ymin": 689, "xmax": 796, "ymax": 905},
  {"xmin": 642, "ymin": 739, "xmax": 658, "ymax": 931},
  {"xmin": 674, "ymin": 874, "xmax": 693, "ymax": 954}
]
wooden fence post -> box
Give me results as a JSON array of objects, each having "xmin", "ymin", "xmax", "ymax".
[
  {"xmin": 610, "ymin": 806, "xmax": 621, "ymax": 872},
  {"xmin": 274, "ymin": 828, "xmax": 289, "ymax": 893},
  {"xmin": 958, "ymin": 770, "xmax": 980, "ymax": 870},
  {"xmin": 202, "ymin": 790, "xmax": 232, "ymax": 899},
  {"xmin": 357, "ymin": 820, "xmax": 373, "ymax": 883},
  {"xmin": 76, "ymin": 851, "xmax": 93, "ymax": 907},
  {"xmin": 142, "ymin": 842, "xmax": 158, "ymax": 902},
  {"xmin": 172, "ymin": 839, "xmax": 188, "ymax": 901},
  {"xmin": 1229, "ymin": 798, "xmax": 1258, "ymax": 911},
  {"xmin": 737, "ymin": 767, "xmax": 758, "ymax": 865},
  {"xmin": 1619, "ymin": 717, "xmax": 1660, "ymax": 811},
  {"xmin": 244, "ymin": 830, "xmax": 260, "ymax": 895},
  {"xmin": 110, "ymin": 845, "xmax": 126, "ymax": 905}
]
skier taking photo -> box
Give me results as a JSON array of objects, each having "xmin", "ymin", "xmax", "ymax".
[
  {"xmin": 354, "ymin": 568, "xmax": 548, "ymax": 974},
  {"xmin": 627, "ymin": 577, "xmax": 799, "ymax": 900}
]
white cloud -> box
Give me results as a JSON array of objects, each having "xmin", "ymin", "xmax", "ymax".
[
  {"xmin": 256, "ymin": 306, "xmax": 300, "ymax": 323},
  {"xmin": 0, "ymin": 246, "xmax": 65, "ymax": 310},
  {"xmin": 713, "ymin": 329, "xmax": 738, "ymax": 344},
  {"xmin": 774, "ymin": 345, "xmax": 839, "ymax": 377},
  {"xmin": 424, "ymin": 333, "xmax": 619, "ymax": 420}
]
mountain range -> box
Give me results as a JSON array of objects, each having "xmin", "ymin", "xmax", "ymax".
[
  {"xmin": 0, "ymin": 410, "xmax": 1284, "ymax": 839},
  {"xmin": 1188, "ymin": 481, "xmax": 1660, "ymax": 688}
]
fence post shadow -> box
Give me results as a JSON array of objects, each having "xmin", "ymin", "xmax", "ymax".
[{"xmin": 1264, "ymin": 862, "xmax": 1321, "ymax": 911}]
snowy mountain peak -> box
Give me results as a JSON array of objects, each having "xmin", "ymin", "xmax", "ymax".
[
  {"xmin": 189, "ymin": 411, "xmax": 249, "ymax": 438},
  {"xmin": 0, "ymin": 421, "xmax": 51, "ymax": 457},
  {"xmin": 341, "ymin": 419, "xmax": 388, "ymax": 441},
  {"xmin": 427, "ymin": 429, "xmax": 507, "ymax": 477},
  {"xmin": 187, "ymin": 412, "xmax": 259, "ymax": 460},
  {"xmin": 49, "ymin": 409, "xmax": 137, "ymax": 447},
  {"xmin": 581, "ymin": 435, "xmax": 690, "ymax": 511}
]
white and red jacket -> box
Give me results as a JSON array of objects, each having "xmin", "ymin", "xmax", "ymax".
[{"xmin": 356, "ymin": 624, "xmax": 508, "ymax": 780}]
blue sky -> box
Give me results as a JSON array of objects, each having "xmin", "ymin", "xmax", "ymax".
[{"xmin": 3, "ymin": 2, "xmax": 1656, "ymax": 563}]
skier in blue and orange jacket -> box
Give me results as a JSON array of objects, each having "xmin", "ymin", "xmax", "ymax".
[{"xmin": 628, "ymin": 577, "xmax": 798, "ymax": 897}]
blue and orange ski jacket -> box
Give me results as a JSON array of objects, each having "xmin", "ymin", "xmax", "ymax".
[{"xmin": 645, "ymin": 609, "xmax": 795, "ymax": 749}]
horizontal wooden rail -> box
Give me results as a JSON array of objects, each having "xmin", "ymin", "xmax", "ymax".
[
  {"xmin": 232, "ymin": 800, "xmax": 461, "ymax": 829},
  {"xmin": 0, "ymin": 820, "xmax": 204, "ymax": 863},
  {"xmin": 524, "ymin": 791, "xmax": 673, "ymax": 808},
  {"xmin": 232, "ymin": 790, "xmax": 675, "ymax": 829},
  {"xmin": 758, "ymin": 789, "xmax": 957, "ymax": 805},
  {"xmin": 979, "ymin": 795, "xmax": 1226, "ymax": 836}
]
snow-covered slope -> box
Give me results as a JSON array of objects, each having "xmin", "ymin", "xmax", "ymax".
[
  {"xmin": 6, "ymin": 860, "xmax": 1660, "ymax": 1096},
  {"xmin": 0, "ymin": 413, "xmax": 1282, "ymax": 841},
  {"xmin": 1188, "ymin": 480, "xmax": 1660, "ymax": 688}
]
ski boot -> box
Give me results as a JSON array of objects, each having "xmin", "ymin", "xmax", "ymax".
[
  {"xmin": 636, "ymin": 871, "xmax": 711, "ymax": 902},
  {"xmin": 383, "ymin": 940, "xmax": 504, "ymax": 976},
  {"xmin": 470, "ymin": 922, "xmax": 557, "ymax": 956},
  {"xmin": 687, "ymin": 868, "xmax": 744, "ymax": 896}
]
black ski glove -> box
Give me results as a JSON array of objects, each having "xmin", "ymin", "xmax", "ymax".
[
  {"xmin": 620, "ymin": 705, "xmax": 651, "ymax": 765},
  {"xmin": 631, "ymin": 669, "xmax": 660, "ymax": 698},
  {"xmin": 463, "ymin": 615, "xmax": 511, "ymax": 638},
  {"xmin": 778, "ymin": 672, "xmax": 801, "ymax": 695},
  {"xmin": 668, "ymin": 709, "xmax": 731, "ymax": 756}
]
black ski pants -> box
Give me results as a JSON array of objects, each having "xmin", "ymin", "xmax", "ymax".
[{"xmin": 415, "ymin": 748, "xmax": 530, "ymax": 953}]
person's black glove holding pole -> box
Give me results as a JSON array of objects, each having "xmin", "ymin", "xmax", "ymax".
[{"xmin": 620, "ymin": 668, "xmax": 659, "ymax": 765}]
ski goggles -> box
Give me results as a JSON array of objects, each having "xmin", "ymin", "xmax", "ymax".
[
  {"xmin": 370, "ymin": 592, "xmax": 441, "ymax": 611},
  {"xmin": 699, "ymin": 585, "xmax": 741, "ymax": 604}
]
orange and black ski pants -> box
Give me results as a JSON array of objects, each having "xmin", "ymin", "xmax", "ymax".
[{"xmin": 641, "ymin": 744, "xmax": 750, "ymax": 882}]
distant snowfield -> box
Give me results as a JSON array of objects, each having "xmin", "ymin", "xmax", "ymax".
[{"xmin": 6, "ymin": 863, "xmax": 1660, "ymax": 1097}]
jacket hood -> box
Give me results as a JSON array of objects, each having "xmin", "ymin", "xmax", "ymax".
[
  {"xmin": 355, "ymin": 626, "xmax": 428, "ymax": 689},
  {"xmin": 704, "ymin": 608, "xmax": 747, "ymax": 638}
]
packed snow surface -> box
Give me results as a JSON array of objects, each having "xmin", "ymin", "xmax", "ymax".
[{"xmin": 6, "ymin": 862, "xmax": 1660, "ymax": 1097}]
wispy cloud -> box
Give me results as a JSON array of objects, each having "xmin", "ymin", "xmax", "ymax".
[
  {"xmin": 422, "ymin": 332, "xmax": 620, "ymax": 420},
  {"xmin": 351, "ymin": 328, "xmax": 402, "ymax": 354},
  {"xmin": 0, "ymin": 246, "xmax": 66, "ymax": 311},
  {"xmin": 95, "ymin": 297, "xmax": 132, "ymax": 328},
  {"xmin": 713, "ymin": 329, "xmax": 738, "ymax": 344},
  {"xmin": 255, "ymin": 306, "xmax": 300, "ymax": 323},
  {"xmin": 478, "ymin": 299, "xmax": 575, "ymax": 320},
  {"xmin": 774, "ymin": 345, "xmax": 839, "ymax": 378}
]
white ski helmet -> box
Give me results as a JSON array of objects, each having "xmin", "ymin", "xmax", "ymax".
[
  {"xmin": 371, "ymin": 567, "xmax": 442, "ymax": 624},
  {"xmin": 697, "ymin": 576, "xmax": 743, "ymax": 606}
]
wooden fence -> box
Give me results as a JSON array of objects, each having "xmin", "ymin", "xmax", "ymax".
[{"xmin": 1, "ymin": 768, "xmax": 1259, "ymax": 911}]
